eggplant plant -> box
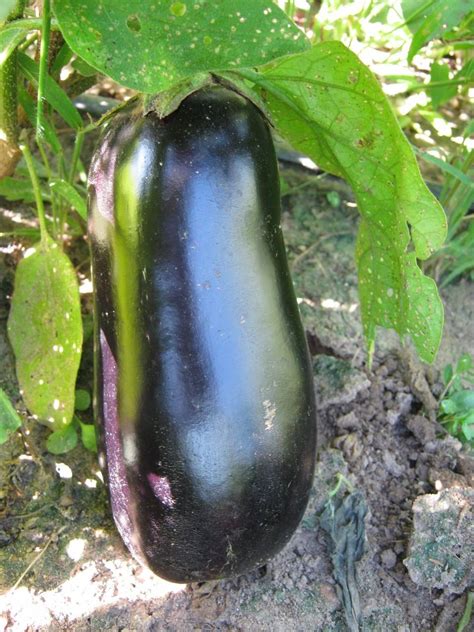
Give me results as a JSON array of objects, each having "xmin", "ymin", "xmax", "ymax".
[{"xmin": 0, "ymin": 0, "xmax": 449, "ymax": 578}]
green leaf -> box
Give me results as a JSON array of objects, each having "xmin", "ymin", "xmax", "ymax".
[
  {"xmin": 462, "ymin": 424, "xmax": 474, "ymax": 442},
  {"xmin": 46, "ymin": 423, "xmax": 78, "ymax": 454},
  {"xmin": 71, "ymin": 56, "xmax": 97, "ymax": 77},
  {"xmin": 17, "ymin": 52, "xmax": 83, "ymax": 130},
  {"xmin": 144, "ymin": 73, "xmax": 212, "ymax": 118},
  {"xmin": 0, "ymin": 389, "xmax": 22, "ymax": 444},
  {"xmin": 0, "ymin": 228, "xmax": 42, "ymax": 238},
  {"xmin": 245, "ymin": 42, "xmax": 447, "ymax": 363},
  {"xmin": 440, "ymin": 398, "xmax": 458, "ymax": 414},
  {"xmin": 443, "ymin": 363, "xmax": 453, "ymax": 385},
  {"xmin": 0, "ymin": 25, "xmax": 29, "ymax": 67},
  {"xmin": 327, "ymin": 191, "xmax": 341, "ymax": 208},
  {"xmin": 17, "ymin": 84, "xmax": 63, "ymax": 154},
  {"xmin": 7, "ymin": 237, "xmax": 83, "ymax": 430},
  {"xmin": 405, "ymin": 0, "xmax": 473, "ymax": 63},
  {"xmin": 451, "ymin": 390, "xmax": 474, "ymax": 411},
  {"xmin": 456, "ymin": 353, "xmax": 473, "ymax": 374},
  {"xmin": 279, "ymin": 176, "xmax": 290, "ymax": 196},
  {"xmin": 52, "ymin": 0, "xmax": 310, "ymax": 93},
  {"xmin": 0, "ymin": 174, "xmax": 51, "ymax": 203},
  {"xmin": 74, "ymin": 389, "xmax": 91, "ymax": 411},
  {"xmin": 49, "ymin": 179, "xmax": 87, "ymax": 220},
  {"xmin": 428, "ymin": 62, "xmax": 457, "ymax": 109},
  {"xmin": 50, "ymin": 42, "xmax": 73, "ymax": 78},
  {"xmin": 0, "ymin": 176, "xmax": 35, "ymax": 202},
  {"xmin": 78, "ymin": 419, "xmax": 97, "ymax": 452}
]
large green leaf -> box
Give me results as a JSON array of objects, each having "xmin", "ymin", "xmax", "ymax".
[
  {"xmin": 0, "ymin": 389, "xmax": 22, "ymax": 444},
  {"xmin": 53, "ymin": 0, "xmax": 309, "ymax": 93},
  {"xmin": 7, "ymin": 237, "xmax": 83, "ymax": 429},
  {"xmin": 241, "ymin": 42, "xmax": 447, "ymax": 362}
]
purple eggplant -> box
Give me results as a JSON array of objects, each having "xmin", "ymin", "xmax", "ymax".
[{"xmin": 88, "ymin": 85, "xmax": 316, "ymax": 583}]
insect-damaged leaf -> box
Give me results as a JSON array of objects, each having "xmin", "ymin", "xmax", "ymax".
[
  {"xmin": 7, "ymin": 237, "xmax": 83, "ymax": 429},
  {"xmin": 247, "ymin": 42, "xmax": 446, "ymax": 362},
  {"xmin": 53, "ymin": 0, "xmax": 309, "ymax": 93}
]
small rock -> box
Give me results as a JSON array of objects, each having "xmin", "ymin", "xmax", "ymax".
[
  {"xmin": 406, "ymin": 415, "xmax": 437, "ymax": 444},
  {"xmin": 387, "ymin": 410, "xmax": 401, "ymax": 426},
  {"xmin": 388, "ymin": 485, "xmax": 407, "ymax": 504},
  {"xmin": 333, "ymin": 433, "xmax": 363, "ymax": 463},
  {"xmin": 335, "ymin": 411, "xmax": 359, "ymax": 432},
  {"xmin": 457, "ymin": 454, "xmax": 474, "ymax": 486},
  {"xmin": 394, "ymin": 542, "xmax": 404, "ymax": 555},
  {"xmin": 383, "ymin": 378, "xmax": 398, "ymax": 393},
  {"xmin": 396, "ymin": 391, "xmax": 414, "ymax": 415},
  {"xmin": 310, "ymin": 449, "xmax": 350, "ymax": 514},
  {"xmin": 383, "ymin": 451, "xmax": 404, "ymax": 477},
  {"xmin": 381, "ymin": 549, "xmax": 397, "ymax": 569},
  {"xmin": 313, "ymin": 356, "xmax": 370, "ymax": 410},
  {"xmin": 404, "ymin": 488, "xmax": 474, "ymax": 594},
  {"xmin": 429, "ymin": 468, "xmax": 469, "ymax": 490},
  {"xmin": 59, "ymin": 494, "xmax": 74, "ymax": 508},
  {"xmin": 318, "ymin": 582, "xmax": 339, "ymax": 612}
]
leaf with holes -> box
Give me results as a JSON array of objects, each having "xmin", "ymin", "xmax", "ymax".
[
  {"xmin": 53, "ymin": 0, "xmax": 309, "ymax": 93},
  {"xmin": 243, "ymin": 41, "xmax": 446, "ymax": 362},
  {"xmin": 7, "ymin": 237, "xmax": 83, "ymax": 429}
]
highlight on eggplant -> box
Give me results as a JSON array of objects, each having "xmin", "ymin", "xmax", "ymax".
[{"xmin": 88, "ymin": 84, "xmax": 317, "ymax": 583}]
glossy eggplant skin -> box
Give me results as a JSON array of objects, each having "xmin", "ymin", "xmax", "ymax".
[{"xmin": 88, "ymin": 86, "xmax": 316, "ymax": 583}]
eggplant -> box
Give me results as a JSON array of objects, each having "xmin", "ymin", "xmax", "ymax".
[{"xmin": 88, "ymin": 85, "xmax": 316, "ymax": 583}]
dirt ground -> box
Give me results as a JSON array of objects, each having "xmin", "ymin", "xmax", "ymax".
[{"xmin": 0, "ymin": 166, "xmax": 473, "ymax": 631}]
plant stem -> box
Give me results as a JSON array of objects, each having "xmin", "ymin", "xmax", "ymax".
[
  {"xmin": 37, "ymin": 141, "xmax": 52, "ymax": 180},
  {"xmin": 20, "ymin": 140, "xmax": 49, "ymax": 243},
  {"xmin": 0, "ymin": 18, "xmax": 58, "ymax": 34},
  {"xmin": 439, "ymin": 373, "xmax": 457, "ymax": 402},
  {"xmin": 68, "ymin": 129, "xmax": 84, "ymax": 183},
  {"xmin": 407, "ymin": 78, "xmax": 471, "ymax": 93},
  {"xmin": 36, "ymin": 0, "xmax": 51, "ymax": 143},
  {"xmin": 0, "ymin": 0, "xmax": 25, "ymax": 178},
  {"xmin": 18, "ymin": 31, "xmax": 39, "ymax": 52}
]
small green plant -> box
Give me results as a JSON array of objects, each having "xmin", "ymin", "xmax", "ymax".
[
  {"xmin": 0, "ymin": 388, "xmax": 22, "ymax": 444},
  {"xmin": 438, "ymin": 353, "xmax": 474, "ymax": 447}
]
